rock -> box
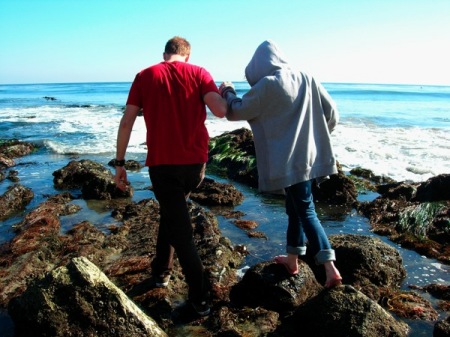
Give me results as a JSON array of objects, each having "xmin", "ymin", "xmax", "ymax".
[
  {"xmin": 107, "ymin": 159, "xmax": 144, "ymax": 171},
  {"xmin": 209, "ymin": 306, "xmax": 279, "ymax": 336},
  {"xmin": 414, "ymin": 174, "xmax": 450, "ymax": 202},
  {"xmin": 0, "ymin": 184, "xmax": 34, "ymax": 221},
  {"xmin": 8, "ymin": 257, "xmax": 167, "ymax": 337},
  {"xmin": 312, "ymin": 162, "xmax": 358, "ymax": 205},
  {"xmin": 0, "ymin": 140, "xmax": 36, "ymax": 159},
  {"xmin": 358, "ymin": 177, "xmax": 450, "ymax": 264},
  {"xmin": 329, "ymin": 234, "xmax": 406, "ymax": 289},
  {"xmin": 0, "ymin": 193, "xmax": 82, "ymax": 306},
  {"xmin": 230, "ymin": 260, "xmax": 322, "ymax": 313},
  {"xmin": 289, "ymin": 285, "xmax": 409, "ymax": 337},
  {"xmin": 53, "ymin": 159, "xmax": 133, "ymax": 199},
  {"xmin": 191, "ymin": 177, "xmax": 244, "ymax": 206},
  {"xmin": 0, "ymin": 154, "xmax": 15, "ymax": 169},
  {"xmin": 208, "ymin": 128, "xmax": 258, "ymax": 188},
  {"xmin": 434, "ymin": 315, "xmax": 450, "ymax": 337}
]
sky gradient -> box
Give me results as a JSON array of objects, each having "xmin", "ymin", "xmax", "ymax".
[{"xmin": 1, "ymin": 0, "xmax": 449, "ymax": 85}]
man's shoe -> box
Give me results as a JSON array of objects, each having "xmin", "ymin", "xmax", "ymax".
[
  {"xmin": 190, "ymin": 300, "xmax": 210, "ymax": 316},
  {"xmin": 155, "ymin": 274, "xmax": 170, "ymax": 288}
]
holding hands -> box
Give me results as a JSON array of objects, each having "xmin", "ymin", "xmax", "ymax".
[{"xmin": 219, "ymin": 81, "xmax": 237, "ymax": 98}]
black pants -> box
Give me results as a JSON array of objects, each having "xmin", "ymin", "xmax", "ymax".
[{"xmin": 149, "ymin": 163, "xmax": 206, "ymax": 302}]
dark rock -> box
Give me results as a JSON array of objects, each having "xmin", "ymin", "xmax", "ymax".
[
  {"xmin": 434, "ymin": 315, "xmax": 450, "ymax": 337},
  {"xmin": 0, "ymin": 154, "xmax": 15, "ymax": 169},
  {"xmin": 191, "ymin": 177, "xmax": 244, "ymax": 206},
  {"xmin": 209, "ymin": 306, "xmax": 279, "ymax": 336},
  {"xmin": 329, "ymin": 234, "xmax": 406, "ymax": 289},
  {"xmin": 376, "ymin": 182, "xmax": 418, "ymax": 201},
  {"xmin": 107, "ymin": 159, "xmax": 143, "ymax": 171},
  {"xmin": 414, "ymin": 174, "xmax": 450, "ymax": 202},
  {"xmin": 288, "ymin": 285, "xmax": 409, "ymax": 337},
  {"xmin": 312, "ymin": 162, "xmax": 358, "ymax": 205},
  {"xmin": 0, "ymin": 184, "xmax": 34, "ymax": 220},
  {"xmin": 230, "ymin": 260, "xmax": 322, "ymax": 313},
  {"xmin": 208, "ymin": 128, "xmax": 258, "ymax": 188},
  {"xmin": 53, "ymin": 159, "xmax": 133, "ymax": 199},
  {"xmin": 0, "ymin": 140, "xmax": 36, "ymax": 159},
  {"xmin": 357, "ymin": 181, "xmax": 450, "ymax": 264},
  {"xmin": 8, "ymin": 257, "xmax": 168, "ymax": 337}
]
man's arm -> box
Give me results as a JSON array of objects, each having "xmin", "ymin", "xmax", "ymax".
[
  {"xmin": 114, "ymin": 104, "xmax": 140, "ymax": 191},
  {"xmin": 203, "ymin": 92, "xmax": 227, "ymax": 118}
]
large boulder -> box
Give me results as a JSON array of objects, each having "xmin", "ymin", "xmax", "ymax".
[
  {"xmin": 230, "ymin": 260, "xmax": 322, "ymax": 313},
  {"xmin": 8, "ymin": 257, "xmax": 167, "ymax": 337},
  {"xmin": 53, "ymin": 159, "xmax": 133, "ymax": 199},
  {"xmin": 288, "ymin": 285, "xmax": 409, "ymax": 337},
  {"xmin": 0, "ymin": 184, "xmax": 34, "ymax": 221},
  {"xmin": 191, "ymin": 177, "xmax": 244, "ymax": 206},
  {"xmin": 330, "ymin": 234, "xmax": 406, "ymax": 288}
]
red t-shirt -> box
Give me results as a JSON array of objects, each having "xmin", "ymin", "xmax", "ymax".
[{"xmin": 126, "ymin": 61, "xmax": 219, "ymax": 166}]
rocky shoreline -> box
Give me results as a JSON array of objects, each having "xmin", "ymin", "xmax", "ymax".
[{"xmin": 1, "ymin": 132, "xmax": 449, "ymax": 337}]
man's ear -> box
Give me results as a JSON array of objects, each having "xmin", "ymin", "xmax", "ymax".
[
  {"xmin": 185, "ymin": 54, "xmax": 190, "ymax": 62},
  {"xmin": 163, "ymin": 52, "xmax": 168, "ymax": 61}
]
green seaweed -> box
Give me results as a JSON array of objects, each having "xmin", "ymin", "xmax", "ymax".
[{"xmin": 397, "ymin": 202, "xmax": 446, "ymax": 239}]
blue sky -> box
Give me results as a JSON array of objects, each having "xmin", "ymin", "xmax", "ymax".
[{"xmin": 1, "ymin": 0, "xmax": 449, "ymax": 85}]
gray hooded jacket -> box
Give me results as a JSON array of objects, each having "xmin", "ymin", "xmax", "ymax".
[{"xmin": 225, "ymin": 40, "xmax": 339, "ymax": 192}]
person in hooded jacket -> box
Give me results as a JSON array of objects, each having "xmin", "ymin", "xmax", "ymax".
[{"xmin": 219, "ymin": 40, "xmax": 342, "ymax": 287}]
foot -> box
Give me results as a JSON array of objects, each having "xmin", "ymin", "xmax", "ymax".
[
  {"xmin": 274, "ymin": 255, "xmax": 299, "ymax": 275},
  {"xmin": 324, "ymin": 261, "xmax": 342, "ymax": 288}
]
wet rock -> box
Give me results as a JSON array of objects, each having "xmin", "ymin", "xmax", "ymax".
[
  {"xmin": 379, "ymin": 288, "xmax": 438, "ymax": 321},
  {"xmin": 208, "ymin": 128, "xmax": 258, "ymax": 188},
  {"xmin": 191, "ymin": 177, "xmax": 244, "ymax": 206},
  {"xmin": 434, "ymin": 315, "xmax": 450, "ymax": 337},
  {"xmin": 414, "ymin": 174, "xmax": 450, "ymax": 202},
  {"xmin": 53, "ymin": 159, "xmax": 133, "ymax": 199},
  {"xmin": 0, "ymin": 154, "xmax": 15, "ymax": 169},
  {"xmin": 329, "ymin": 234, "xmax": 407, "ymax": 289},
  {"xmin": 107, "ymin": 159, "xmax": 144, "ymax": 171},
  {"xmin": 208, "ymin": 128, "xmax": 358, "ymax": 206},
  {"xmin": 209, "ymin": 306, "xmax": 279, "ymax": 336},
  {"xmin": 358, "ymin": 174, "xmax": 450, "ymax": 264},
  {"xmin": 288, "ymin": 285, "xmax": 409, "ymax": 337},
  {"xmin": 8, "ymin": 256, "xmax": 167, "ymax": 337},
  {"xmin": 0, "ymin": 184, "xmax": 34, "ymax": 221},
  {"xmin": 230, "ymin": 260, "xmax": 322, "ymax": 313},
  {"xmin": 0, "ymin": 193, "xmax": 81, "ymax": 306},
  {"xmin": 350, "ymin": 167, "xmax": 396, "ymax": 185},
  {"xmin": 0, "ymin": 140, "xmax": 36, "ymax": 159},
  {"xmin": 312, "ymin": 162, "xmax": 358, "ymax": 205}
]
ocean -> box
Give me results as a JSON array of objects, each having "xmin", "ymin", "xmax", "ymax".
[{"xmin": 1, "ymin": 82, "xmax": 449, "ymax": 336}]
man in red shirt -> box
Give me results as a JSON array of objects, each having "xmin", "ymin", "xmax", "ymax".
[{"xmin": 113, "ymin": 36, "xmax": 227, "ymax": 316}]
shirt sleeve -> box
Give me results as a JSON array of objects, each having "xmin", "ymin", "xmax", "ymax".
[
  {"xmin": 200, "ymin": 68, "xmax": 220, "ymax": 96},
  {"xmin": 126, "ymin": 73, "xmax": 143, "ymax": 107}
]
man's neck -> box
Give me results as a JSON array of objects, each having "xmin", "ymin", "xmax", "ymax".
[{"xmin": 164, "ymin": 54, "xmax": 188, "ymax": 62}]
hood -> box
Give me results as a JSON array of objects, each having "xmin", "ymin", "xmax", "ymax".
[{"xmin": 245, "ymin": 40, "xmax": 289, "ymax": 86}]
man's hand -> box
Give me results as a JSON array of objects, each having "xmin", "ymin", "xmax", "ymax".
[
  {"xmin": 219, "ymin": 81, "xmax": 236, "ymax": 98},
  {"xmin": 114, "ymin": 166, "xmax": 130, "ymax": 192}
]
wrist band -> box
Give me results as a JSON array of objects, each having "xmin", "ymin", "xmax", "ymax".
[{"xmin": 113, "ymin": 159, "xmax": 126, "ymax": 167}]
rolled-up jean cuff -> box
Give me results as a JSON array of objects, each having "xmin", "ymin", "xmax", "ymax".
[
  {"xmin": 286, "ymin": 245, "xmax": 307, "ymax": 256},
  {"xmin": 315, "ymin": 249, "xmax": 336, "ymax": 265}
]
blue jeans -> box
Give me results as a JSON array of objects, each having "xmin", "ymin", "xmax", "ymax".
[
  {"xmin": 149, "ymin": 163, "xmax": 207, "ymax": 302},
  {"xmin": 285, "ymin": 180, "xmax": 335, "ymax": 264}
]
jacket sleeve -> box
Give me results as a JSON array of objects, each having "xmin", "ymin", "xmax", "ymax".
[
  {"xmin": 225, "ymin": 86, "xmax": 262, "ymax": 121},
  {"xmin": 317, "ymin": 82, "xmax": 339, "ymax": 133}
]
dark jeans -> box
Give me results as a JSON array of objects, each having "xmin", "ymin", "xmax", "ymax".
[
  {"xmin": 285, "ymin": 179, "xmax": 335, "ymax": 264},
  {"xmin": 149, "ymin": 163, "xmax": 206, "ymax": 302}
]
